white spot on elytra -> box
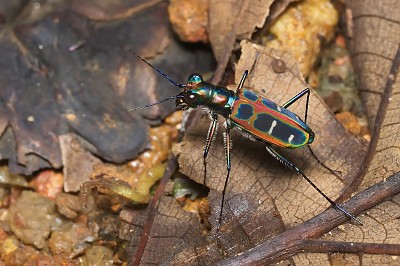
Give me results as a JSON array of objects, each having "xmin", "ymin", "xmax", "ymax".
[
  {"xmin": 288, "ymin": 134, "xmax": 294, "ymax": 142},
  {"xmin": 277, "ymin": 105, "xmax": 281, "ymax": 112},
  {"xmin": 268, "ymin": 120, "xmax": 277, "ymax": 134}
]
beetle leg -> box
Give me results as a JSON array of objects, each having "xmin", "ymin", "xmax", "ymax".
[
  {"xmin": 217, "ymin": 125, "xmax": 232, "ymax": 229},
  {"xmin": 282, "ymin": 88, "xmax": 310, "ymax": 122},
  {"xmin": 307, "ymin": 146, "xmax": 342, "ymax": 177},
  {"xmin": 235, "ymin": 70, "xmax": 249, "ymax": 94},
  {"xmin": 265, "ymin": 144, "xmax": 362, "ymax": 225},
  {"xmin": 282, "ymin": 88, "xmax": 342, "ymax": 177},
  {"xmin": 249, "ymin": 51, "xmax": 261, "ymax": 75},
  {"xmin": 234, "ymin": 52, "xmax": 259, "ymax": 94},
  {"xmin": 203, "ymin": 113, "xmax": 219, "ymax": 186}
]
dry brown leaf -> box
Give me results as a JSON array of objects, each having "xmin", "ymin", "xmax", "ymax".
[
  {"xmin": 208, "ymin": 0, "xmax": 273, "ymax": 83},
  {"xmin": 347, "ymin": 0, "xmax": 400, "ymax": 127},
  {"xmin": 341, "ymin": 0, "xmax": 400, "ymax": 203},
  {"xmin": 60, "ymin": 134, "xmax": 101, "ymax": 192}
]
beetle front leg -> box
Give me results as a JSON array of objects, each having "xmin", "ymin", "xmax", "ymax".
[
  {"xmin": 203, "ymin": 112, "xmax": 219, "ymax": 186},
  {"xmin": 265, "ymin": 144, "xmax": 362, "ymax": 225}
]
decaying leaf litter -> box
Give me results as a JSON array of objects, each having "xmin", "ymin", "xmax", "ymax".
[
  {"xmin": 1, "ymin": 0, "xmax": 400, "ymax": 265},
  {"xmin": 0, "ymin": 1, "xmax": 215, "ymax": 264}
]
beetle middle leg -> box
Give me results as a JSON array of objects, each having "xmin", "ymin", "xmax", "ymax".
[
  {"xmin": 217, "ymin": 125, "xmax": 232, "ymax": 229},
  {"xmin": 203, "ymin": 112, "xmax": 219, "ymax": 186}
]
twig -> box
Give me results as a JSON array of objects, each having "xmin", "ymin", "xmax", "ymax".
[
  {"xmin": 214, "ymin": 171, "xmax": 400, "ymax": 265},
  {"xmin": 301, "ymin": 240, "xmax": 400, "ymax": 255}
]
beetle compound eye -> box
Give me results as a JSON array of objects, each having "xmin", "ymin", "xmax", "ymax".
[
  {"xmin": 184, "ymin": 93, "xmax": 200, "ymax": 107},
  {"xmin": 184, "ymin": 93, "xmax": 199, "ymax": 104}
]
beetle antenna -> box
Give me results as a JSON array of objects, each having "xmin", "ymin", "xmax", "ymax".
[
  {"xmin": 129, "ymin": 95, "xmax": 183, "ymax": 111},
  {"xmin": 128, "ymin": 50, "xmax": 186, "ymax": 89}
]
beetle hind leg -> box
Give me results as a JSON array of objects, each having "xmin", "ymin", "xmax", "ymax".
[
  {"xmin": 307, "ymin": 146, "xmax": 342, "ymax": 177},
  {"xmin": 265, "ymin": 144, "xmax": 362, "ymax": 225},
  {"xmin": 282, "ymin": 88, "xmax": 342, "ymax": 178}
]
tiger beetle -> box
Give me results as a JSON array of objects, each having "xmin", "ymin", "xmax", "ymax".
[{"xmin": 129, "ymin": 51, "xmax": 363, "ymax": 229}]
